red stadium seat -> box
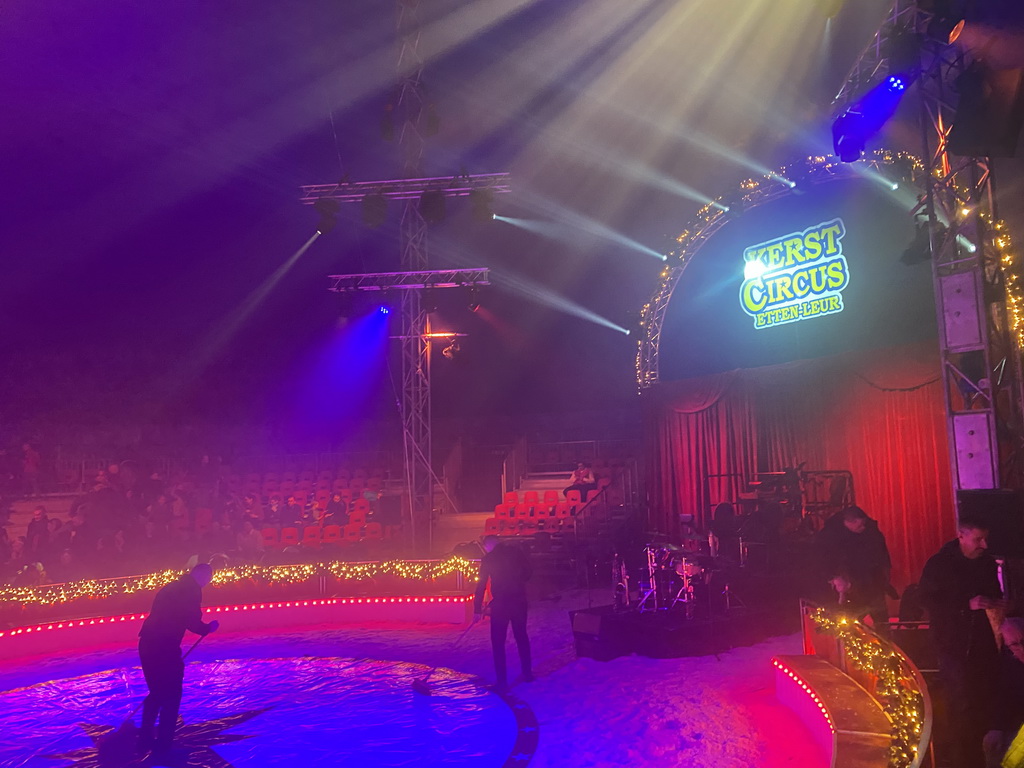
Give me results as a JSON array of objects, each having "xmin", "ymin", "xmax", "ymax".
[
  {"xmin": 565, "ymin": 490, "xmax": 582, "ymax": 505},
  {"xmin": 484, "ymin": 518, "xmax": 501, "ymax": 535},
  {"xmin": 523, "ymin": 490, "xmax": 540, "ymax": 505},
  {"xmin": 279, "ymin": 527, "xmax": 300, "ymax": 549},
  {"xmin": 514, "ymin": 503, "xmax": 533, "ymax": 519},
  {"xmin": 301, "ymin": 525, "xmax": 321, "ymax": 549},
  {"xmin": 503, "ymin": 491, "xmax": 519, "ymax": 506},
  {"xmin": 331, "ymin": 478, "xmax": 348, "ymax": 493},
  {"xmin": 261, "ymin": 527, "xmax": 280, "ymax": 550},
  {"xmin": 343, "ymin": 524, "xmax": 362, "ymax": 543},
  {"xmin": 543, "ymin": 490, "xmax": 559, "ymax": 507},
  {"xmin": 322, "ymin": 524, "xmax": 342, "ymax": 546},
  {"xmin": 349, "ymin": 510, "xmax": 367, "ymax": 527},
  {"xmin": 364, "ymin": 522, "xmax": 383, "ymax": 540},
  {"xmin": 352, "ymin": 498, "xmax": 371, "ymax": 516}
]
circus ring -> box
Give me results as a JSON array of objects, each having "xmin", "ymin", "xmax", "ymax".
[{"xmin": 0, "ymin": 558, "xmax": 540, "ymax": 768}]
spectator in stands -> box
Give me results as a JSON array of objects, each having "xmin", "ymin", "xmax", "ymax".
[
  {"xmin": 326, "ymin": 492, "xmax": 348, "ymax": 526},
  {"xmin": 919, "ymin": 515, "xmax": 1005, "ymax": 768},
  {"xmin": 235, "ymin": 520, "xmax": 264, "ymax": 562},
  {"xmin": 267, "ymin": 498, "xmax": 284, "ymax": 527},
  {"xmin": 146, "ymin": 493, "xmax": 173, "ymax": 529},
  {"xmin": 67, "ymin": 509, "xmax": 98, "ymax": 561},
  {"xmin": 814, "ymin": 506, "xmax": 894, "ymax": 633},
  {"xmin": 43, "ymin": 517, "xmax": 69, "ymax": 561},
  {"xmin": 284, "ymin": 495, "xmax": 303, "ymax": 526},
  {"xmin": 45, "ymin": 548, "xmax": 81, "ymax": 584},
  {"xmin": 473, "ymin": 536, "xmax": 533, "ymax": 693},
  {"xmin": 241, "ymin": 494, "xmax": 264, "ymax": 525},
  {"xmin": 563, "ymin": 462, "xmax": 597, "ymax": 502},
  {"xmin": 3, "ymin": 536, "xmax": 30, "ymax": 581},
  {"xmin": 25, "ymin": 505, "xmax": 50, "ymax": 556},
  {"xmin": 22, "ymin": 442, "xmax": 42, "ymax": 496},
  {"xmin": 985, "ymin": 617, "xmax": 1024, "ymax": 767}
]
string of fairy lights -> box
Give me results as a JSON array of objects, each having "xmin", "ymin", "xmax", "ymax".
[
  {"xmin": 635, "ymin": 150, "xmax": 1024, "ymax": 388},
  {"xmin": 810, "ymin": 607, "xmax": 927, "ymax": 768},
  {"xmin": 0, "ymin": 555, "xmax": 477, "ymax": 609}
]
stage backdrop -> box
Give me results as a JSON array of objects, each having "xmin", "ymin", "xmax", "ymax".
[{"xmin": 645, "ymin": 171, "xmax": 953, "ymax": 589}]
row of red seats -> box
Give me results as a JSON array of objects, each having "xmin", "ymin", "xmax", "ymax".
[
  {"xmin": 260, "ymin": 522, "xmax": 400, "ymax": 550},
  {"xmin": 234, "ymin": 477, "xmax": 385, "ymax": 499},
  {"xmin": 501, "ymin": 479, "xmax": 610, "ymax": 508},
  {"xmin": 484, "ymin": 517, "xmax": 572, "ymax": 536}
]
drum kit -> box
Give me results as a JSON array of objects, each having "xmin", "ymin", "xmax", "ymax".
[{"xmin": 614, "ymin": 543, "xmax": 718, "ymax": 616}]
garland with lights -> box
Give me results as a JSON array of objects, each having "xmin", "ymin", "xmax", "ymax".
[
  {"xmin": 810, "ymin": 607, "xmax": 927, "ymax": 768},
  {"xmin": 0, "ymin": 555, "xmax": 477, "ymax": 609}
]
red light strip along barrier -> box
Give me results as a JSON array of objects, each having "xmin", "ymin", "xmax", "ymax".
[
  {"xmin": 0, "ymin": 595, "xmax": 474, "ymax": 639},
  {"xmin": 772, "ymin": 657, "xmax": 836, "ymax": 734}
]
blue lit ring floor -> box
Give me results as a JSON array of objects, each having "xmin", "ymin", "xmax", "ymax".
[{"xmin": 0, "ymin": 657, "xmax": 539, "ymax": 768}]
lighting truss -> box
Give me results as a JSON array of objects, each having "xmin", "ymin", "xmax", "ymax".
[
  {"xmin": 837, "ymin": 1, "xmax": 1024, "ymax": 490},
  {"xmin": 299, "ymin": 173, "xmax": 511, "ymax": 205},
  {"xmin": 327, "ymin": 268, "xmax": 490, "ymax": 293}
]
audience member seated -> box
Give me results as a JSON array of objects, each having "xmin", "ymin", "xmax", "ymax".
[
  {"xmin": 563, "ymin": 462, "xmax": 597, "ymax": 502},
  {"xmin": 45, "ymin": 548, "xmax": 82, "ymax": 584},
  {"xmin": 25, "ymin": 505, "xmax": 50, "ymax": 556},
  {"xmin": 236, "ymin": 520, "xmax": 265, "ymax": 562},
  {"xmin": 326, "ymin": 492, "xmax": 349, "ymax": 525}
]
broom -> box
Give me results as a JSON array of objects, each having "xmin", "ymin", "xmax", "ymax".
[
  {"xmin": 411, "ymin": 621, "xmax": 480, "ymax": 696},
  {"xmin": 95, "ymin": 635, "xmax": 206, "ymax": 765}
]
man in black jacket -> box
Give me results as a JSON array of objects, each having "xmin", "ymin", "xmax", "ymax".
[
  {"xmin": 473, "ymin": 536, "xmax": 533, "ymax": 692},
  {"xmin": 814, "ymin": 506, "xmax": 893, "ymax": 632},
  {"xmin": 138, "ymin": 563, "xmax": 219, "ymax": 756},
  {"xmin": 919, "ymin": 515, "xmax": 1005, "ymax": 768}
]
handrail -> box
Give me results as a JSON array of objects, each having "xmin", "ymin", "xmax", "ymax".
[{"xmin": 799, "ymin": 599, "xmax": 933, "ymax": 768}]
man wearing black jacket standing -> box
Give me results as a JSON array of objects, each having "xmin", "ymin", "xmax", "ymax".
[
  {"xmin": 919, "ymin": 515, "xmax": 1006, "ymax": 768},
  {"xmin": 473, "ymin": 536, "xmax": 533, "ymax": 692},
  {"xmin": 138, "ymin": 563, "xmax": 219, "ymax": 757}
]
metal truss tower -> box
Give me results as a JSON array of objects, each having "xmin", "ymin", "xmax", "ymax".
[
  {"xmin": 301, "ymin": 1, "xmax": 509, "ymax": 553},
  {"xmin": 396, "ymin": 0, "xmax": 433, "ymax": 552},
  {"xmin": 834, "ymin": 2, "xmax": 1024, "ymax": 491}
]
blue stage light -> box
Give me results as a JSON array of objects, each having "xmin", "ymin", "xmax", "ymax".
[
  {"xmin": 378, "ymin": 305, "xmax": 390, "ymax": 315},
  {"xmin": 832, "ymin": 71, "xmax": 917, "ymax": 162}
]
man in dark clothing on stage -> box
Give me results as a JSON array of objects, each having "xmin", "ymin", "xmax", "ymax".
[
  {"xmin": 138, "ymin": 563, "xmax": 219, "ymax": 757},
  {"xmin": 919, "ymin": 515, "xmax": 1005, "ymax": 768},
  {"xmin": 814, "ymin": 506, "xmax": 893, "ymax": 633},
  {"xmin": 473, "ymin": 536, "xmax": 533, "ymax": 692}
]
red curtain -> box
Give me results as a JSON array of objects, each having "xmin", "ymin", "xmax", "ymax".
[{"xmin": 644, "ymin": 342, "xmax": 955, "ymax": 589}]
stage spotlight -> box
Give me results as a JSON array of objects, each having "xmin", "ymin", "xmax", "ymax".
[
  {"xmin": 419, "ymin": 190, "xmax": 446, "ymax": 224},
  {"xmin": 469, "ymin": 189, "xmax": 494, "ymax": 222},
  {"xmin": 362, "ymin": 192, "xmax": 388, "ymax": 228},
  {"xmin": 466, "ymin": 286, "xmax": 482, "ymax": 312},
  {"xmin": 744, "ymin": 258, "xmax": 768, "ymax": 279},
  {"xmin": 378, "ymin": 305, "xmax": 390, "ymax": 315},
  {"xmin": 314, "ymin": 198, "xmax": 340, "ymax": 234},
  {"xmin": 833, "ymin": 70, "xmax": 916, "ymax": 163}
]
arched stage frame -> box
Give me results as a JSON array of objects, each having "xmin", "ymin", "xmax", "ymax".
[{"xmin": 636, "ymin": 150, "xmax": 1024, "ymax": 391}]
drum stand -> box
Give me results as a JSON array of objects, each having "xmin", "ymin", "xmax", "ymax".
[{"xmin": 638, "ymin": 546, "xmax": 659, "ymax": 613}]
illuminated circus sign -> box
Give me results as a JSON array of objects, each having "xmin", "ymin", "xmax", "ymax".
[{"xmin": 739, "ymin": 218, "xmax": 850, "ymax": 329}]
